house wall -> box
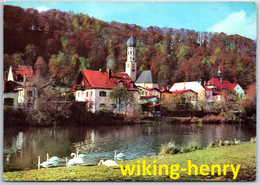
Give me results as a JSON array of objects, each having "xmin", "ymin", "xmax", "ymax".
[
  {"xmin": 135, "ymin": 82, "xmax": 158, "ymax": 89},
  {"xmin": 17, "ymin": 86, "xmax": 37, "ymax": 107},
  {"xmin": 138, "ymin": 88, "xmax": 161, "ymax": 98},
  {"xmin": 75, "ymin": 89, "xmax": 139, "ymax": 113},
  {"xmin": 3, "ymin": 92, "xmax": 18, "ymax": 109},
  {"xmin": 233, "ymin": 84, "xmax": 245, "ymax": 98}
]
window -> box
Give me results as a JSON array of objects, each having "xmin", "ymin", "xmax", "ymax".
[
  {"xmin": 77, "ymin": 92, "xmax": 80, "ymax": 97},
  {"xmin": 99, "ymin": 103, "xmax": 106, "ymax": 108},
  {"xmin": 90, "ymin": 92, "xmax": 93, "ymax": 97},
  {"xmin": 120, "ymin": 104, "xmax": 125, "ymax": 109},
  {"xmin": 81, "ymin": 91, "xmax": 84, "ymax": 97},
  {"xmin": 4, "ymin": 98, "xmax": 14, "ymax": 106},
  {"xmin": 99, "ymin": 91, "xmax": 106, "ymax": 97},
  {"xmin": 86, "ymin": 92, "xmax": 89, "ymax": 97}
]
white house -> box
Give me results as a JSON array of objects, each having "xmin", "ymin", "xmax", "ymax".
[
  {"xmin": 4, "ymin": 66, "xmax": 37, "ymax": 108},
  {"xmin": 72, "ymin": 69, "xmax": 138, "ymax": 113},
  {"xmin": 169, "ymin": 81, "xmax": 206, "ymax": 102}
]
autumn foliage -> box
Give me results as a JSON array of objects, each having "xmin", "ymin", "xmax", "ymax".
[{"xmin": 4, "ymin": 5, "xmax": 256, "ymax": 87}]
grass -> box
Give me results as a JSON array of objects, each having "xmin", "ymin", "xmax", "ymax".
[{"xmin": 3, "ymin": 143, "xmax": 256, "ymax": 182}]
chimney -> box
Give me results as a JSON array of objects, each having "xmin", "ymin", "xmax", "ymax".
[
  {"xmin": 220, "ymin": 77, "xmax": 222, "ymax": 83},
  {"xmin": 108, "ymin": 69, "xmax": 112, "ymax": 78},
  {"xmin": 23, "ymin": 74, "xmax": 27, "ymax": 86}
]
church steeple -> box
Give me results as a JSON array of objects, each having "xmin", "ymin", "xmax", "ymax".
[
  {"xmin": 125, "ymin": 35, "xmax": 137, "ymax": 81},
  {"xmin": 217, "ymin": 67, "xmax": 222, "ymax": 83}
]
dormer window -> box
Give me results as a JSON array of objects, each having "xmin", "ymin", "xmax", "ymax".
[
  {"xmin": 129, "ymin": 81, "xmax": 134, "ymax": 88},
  {"xmin": 119, "ymin": 80, "xmax": 124, "ymax": 86}
]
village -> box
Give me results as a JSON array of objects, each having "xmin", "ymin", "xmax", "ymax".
[
  {"xmin": 2, "ymin": 2, "xmax": 257, "ymax": 182},
  {"xmin": 4, "ymin": 35, "xmax": 246, "ymax": 122}
]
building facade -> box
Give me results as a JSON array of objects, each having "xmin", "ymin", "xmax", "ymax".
[{"xmin": 72, "ymin": 70, "xmax": 138, "ymax": 113}]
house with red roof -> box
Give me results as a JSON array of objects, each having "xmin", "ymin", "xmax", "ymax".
[
  {"xmin": 4, "ymin": 66, "xmax": 37, "ymax": 108},
  {"xmin": 71, "ymin": 69, "xmax": 138, "ymax": 113},
  {"xmin": 205, "ymin": 68, "xmax": 245, "ymax": 102}
]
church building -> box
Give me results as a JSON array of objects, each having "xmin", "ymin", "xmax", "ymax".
[{"xmin": 125, "ymin": 35, "xmax": 158, "ymax": 88}]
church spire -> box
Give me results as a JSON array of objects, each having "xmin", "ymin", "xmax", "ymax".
[
  {"xmin": 125, "ymin": 35, "xmax": 137, "ymax": 81},
  {"xmin": 7, "ymin": 66, "xmax": 14, "ymax": 81}
]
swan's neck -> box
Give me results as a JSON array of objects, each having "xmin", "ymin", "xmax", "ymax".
[
  {"xmin": 71, "ymin": 153, "xmax": 76, "ymax": 158},
  {"xmin": 47, "ymin": 153, "xmax": 49, "ymax": 161},
  {"xmin": 98, "ymin": 160, "xmax": 103, "ymax": 166}
]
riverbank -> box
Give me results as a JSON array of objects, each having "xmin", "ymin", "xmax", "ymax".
[{"xmin": 3, "ymin": 143, "xmax": 256, "ymax": 181}]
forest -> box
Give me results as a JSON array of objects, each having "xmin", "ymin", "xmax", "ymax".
[{"xmin": 4, "ymin": 5, "xmax": 256, "ymax": 89}]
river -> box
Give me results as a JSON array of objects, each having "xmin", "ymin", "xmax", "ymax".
[{"xmin": 3, "ymin": 122, "xmax": 256, "ymax": 172}]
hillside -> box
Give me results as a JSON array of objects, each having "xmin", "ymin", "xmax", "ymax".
[{"xmin": 4, "ymin": 5, "xmax": 256, "ymax": 87}]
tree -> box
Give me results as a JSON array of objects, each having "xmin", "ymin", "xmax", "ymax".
[
  {"xmin": 240, "ymin": 83, "xmax": 256, "ymax": 118},
  {"xmin": 161, "ymin": 94, "xmax": 193, "ymax": 111},
  {"xmin": 48, "ymin": 51, "xmax": 80, "ymax": 84},
  {"xmin": 109, "ymin": 85, "xmax": 134, "ymax": 113}
]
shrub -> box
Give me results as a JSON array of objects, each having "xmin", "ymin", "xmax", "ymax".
[
  {"xmin": 160, "ymin": 141, "xmax": 181, "ymax": 155},
  {"xmin": 202, "ymin": 114, "xmax": 226, "ymax": 123},
  {"xmin": 187, "ymin": 142, "xmax": 202, "ymax": 151}
]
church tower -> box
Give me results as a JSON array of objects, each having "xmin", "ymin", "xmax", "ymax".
[
  {"xmin": 125, "ymin": 35, "xmax": 137, "ymax": 81},
  {"xmin": 217, "ymin": 67, "xmax": 222, "ymax": 83}
]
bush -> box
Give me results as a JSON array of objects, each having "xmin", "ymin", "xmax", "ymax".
[
  {"xmin": 160, "ymin": 141, "xmax": 181, "ymax": 155},
  {"xmin": 202, "ymin": 114, "xmax": 226, "ymax": 123},
  {"xmin": 187, "ymin": 142, "xmax": 202, "ymax": 151},
  {"xmin": 160, "ymin": 141, "xmax": 202, "ymax": 155}
]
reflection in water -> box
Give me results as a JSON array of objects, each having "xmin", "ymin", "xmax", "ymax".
[{"xmin": 3, "ymin": 123, "xmax": 256, "ymax": 172}]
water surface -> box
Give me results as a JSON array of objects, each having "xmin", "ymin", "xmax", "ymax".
[{"xmin": 3, "ymin": 122, "xmax": 256, "ymax": 171}]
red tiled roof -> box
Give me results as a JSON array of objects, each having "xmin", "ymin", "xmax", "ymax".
[
  {"xmin": 148, "ymin": 103, "xmax": 160, "ymax": 107},
  {"xmin": 206, "ymin": 78, "xmax": 237, "ymax": 91},
  {"xmin": 13, "ymin": 65, "xmax": 34, "ymax": 78},
  {"xmin": 147, "ymin": 87, "xmax": 161, "ymax": 92},
  {"xmin": 73, "ymin": 70, "xmax": 137, "ymax": 90},
  {"xmin": 139, "ymin": 96, "xmax": 157, "ymax": 100},
  {"xmin": 170, "ymin": 89, "xmax": 197, "ymax": 94}
]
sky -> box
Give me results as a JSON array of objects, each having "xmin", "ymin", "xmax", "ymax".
[{"xmin": 4, "ymin": 1, "xmax": 257, "ymax": 40}]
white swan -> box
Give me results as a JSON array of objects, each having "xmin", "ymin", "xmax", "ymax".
[
  {"xmin": 40, "ymin": 160, "xmax": 53, "ymax": 168},
  {"xmin": 98, "ymin": 160, "xmax": 119, "ymax": 167},
  {"xmin": 234, "ymin": 138, "xmax": 240, "ymax": 145},
  {"xmin": 46, "ymin": 153, "xmax": 60, "ymax": 162},
  {"xmin": 114, "ymin": 150, "xmax": 125, "ymax": 159},
  {"xmin": 39, "ymin": 154, "xmax": 53, "ymax": 168},
  {"xmin": 67, "ymin": 153, "xmax": 84, "ymax": 166}
]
